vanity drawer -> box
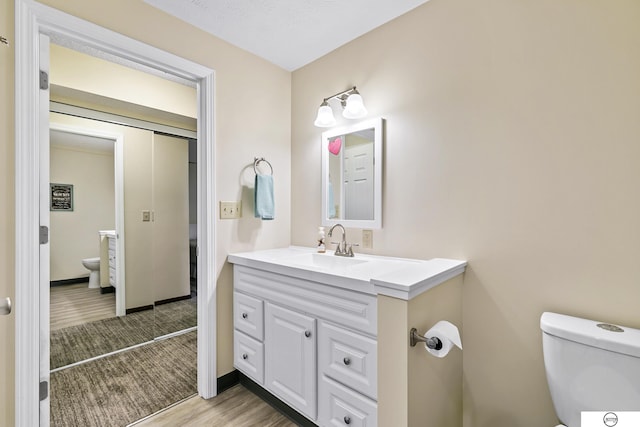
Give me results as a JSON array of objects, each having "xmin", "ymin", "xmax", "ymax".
[
  {"xmin": 234, "ymin": 292, "xmax": 264, "ymax": 341},
  {"xmin": 234, "ymin": 331, "xmax": 264, "ymax": 385},
  {"xmin": 318, "ymin": 321, "xmax": 377, "ymax": 400},
  {"xmin": 318, "ymin": 376, "xmax": 377, "ymax": 427}
]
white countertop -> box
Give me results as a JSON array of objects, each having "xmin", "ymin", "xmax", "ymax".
[
  {"xmin": 227, "ymin": 246, "xmax": 466, "ymax": 300},
  {"xmin": 99, "ymin": 230, "xmax": 116, "ymax": 237}
]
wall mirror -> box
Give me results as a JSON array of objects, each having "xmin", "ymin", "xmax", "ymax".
[{"xmin": 321, "ymin": 117, "xmax": 383, "ymax": 229}]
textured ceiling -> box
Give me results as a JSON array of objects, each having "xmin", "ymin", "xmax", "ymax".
[{"xmin": 144, "ymin": 0, "xmax": 431, "ymax": 71}]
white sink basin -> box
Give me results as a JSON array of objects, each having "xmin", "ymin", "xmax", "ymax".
[{"xmin": 289, "ymin": 252, "xmax": 368, "ymax": 270}]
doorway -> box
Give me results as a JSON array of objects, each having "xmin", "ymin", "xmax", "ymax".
[{"xmin": 15, "ymin": 1, "xmax": 217, "ymax": 425}]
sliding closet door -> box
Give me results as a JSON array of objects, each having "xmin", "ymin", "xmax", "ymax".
[{"xmin": 152, "ymin": 134, "xmax": 191, "ymax": 337}]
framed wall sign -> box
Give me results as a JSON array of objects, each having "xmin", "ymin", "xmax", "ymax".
[{"xmin": 50, "ymin": 183, "xmax": 74, "ymax": 211}]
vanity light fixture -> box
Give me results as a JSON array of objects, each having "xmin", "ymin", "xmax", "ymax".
[{"xmin": 314, "ymin": 86, "xmax": 368, "ymax": 127}]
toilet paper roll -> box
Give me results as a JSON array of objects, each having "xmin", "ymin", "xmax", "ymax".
[{"xmin": 424, "ymin": 320, "xmax": 462, "ymax": 358}]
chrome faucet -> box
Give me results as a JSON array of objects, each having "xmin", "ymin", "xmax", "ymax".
[{"xmin": 328, "ymin": 223, "xmax": 355, "ymax": 257}]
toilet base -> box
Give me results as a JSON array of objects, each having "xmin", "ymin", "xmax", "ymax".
[{"xmin": 88, "ymin": 270, "xmax": 100, "ymax": 289}]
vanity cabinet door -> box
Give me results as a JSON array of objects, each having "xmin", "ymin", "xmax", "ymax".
[{"xmin": 265, "ymin": 302, "xmax": 317, "ymax": 420}]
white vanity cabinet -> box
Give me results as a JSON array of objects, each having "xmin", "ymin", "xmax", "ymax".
[
  {"xmin": 232, "ymin": 264, "xmax": 378, "ymax": 426},
  {"xmin": 107, "ymin": 235, "xmax": 117, "ymax": 287},
  {"xmin": 99, "ymin": 230, "xmax": 117, "ymax": 289}
]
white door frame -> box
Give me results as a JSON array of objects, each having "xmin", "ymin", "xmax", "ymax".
[
  {"xmin": 15, "ymin": 1, "xmax": 218, "ymax": 425},
  {"xmin": 49, "ymin": 123, "xmax": 126, "ymax": 317}
]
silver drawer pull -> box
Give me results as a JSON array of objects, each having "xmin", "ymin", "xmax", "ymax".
[
  {"xmin": 344, "ymin": 416, "xmax": 351, "ymax": 425},
  {"xmin": 242, "ymin": 312, "xmax": 248, "ymax": 319},
  {"xmin": 0, "ymin": 297, "xmax": 11, "ymax": 315},
  {"xmin": 304, "ymin": 330, "xmax": 312, "ymax": 338},
  {"xmin": 242, "ymin": 353, "xmax": 248, "ymax": 360},
  {"xmin": 343, "ymin": 357, "xmax": 351, "ymax": 366}
]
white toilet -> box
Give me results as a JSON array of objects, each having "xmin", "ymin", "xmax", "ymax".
[
  {"xmin": 81, "ymin": 257, "xmax": 101, "ymax": 289},
  {"xmin": 541, "ymin": 312, "xmax": 640, "ymax": 427}
]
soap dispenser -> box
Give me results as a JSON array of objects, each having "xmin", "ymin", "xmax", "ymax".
[{"xmin": 317, "ymin": 227, "xmax": 326, "ymax": 253}]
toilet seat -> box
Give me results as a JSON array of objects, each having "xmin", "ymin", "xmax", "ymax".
[{"xmin": 82, "ymin": 257, "xmax": 100, "ymax": 268}]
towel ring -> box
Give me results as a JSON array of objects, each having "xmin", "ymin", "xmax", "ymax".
[{"xmin": 254, "ymin": 157, "xmax": 273, "ymax": 175}]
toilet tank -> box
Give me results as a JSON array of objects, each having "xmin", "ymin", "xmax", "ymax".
[{"xmin": 540, "ymin": 312, "xmax": 640, "ymax": 427}]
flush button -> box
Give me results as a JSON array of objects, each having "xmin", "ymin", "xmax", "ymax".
[{"xmin": 597, "ymin": 323, "xmax": 624, "ymax": 333}]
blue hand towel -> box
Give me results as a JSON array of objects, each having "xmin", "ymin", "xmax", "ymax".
[{"xmin": 254, "ymin": 174, "xmax": 275, "ymax": 220}]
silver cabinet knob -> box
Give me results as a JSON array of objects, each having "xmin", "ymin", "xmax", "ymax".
[
  {"xmin": 304, "ymin": 330, "xmax": 312, "ymax": 338},
  {"xmin": 0, "ymin": 297, "xmax": 11, "ymax": 316},
  {"xmin": 242, "ymin": 353, "xmax": 248, "ymax": 360},
  {"xmin": 344, "ymin": 416, "xmax": 351, "ymax": 425},
  {"xmin": 343, "ymin": 357, "xmax": 351, "ymax": 366},
  {"xmin": 242, "ymin": 312, "xmax": 248, "ymax": 319}
]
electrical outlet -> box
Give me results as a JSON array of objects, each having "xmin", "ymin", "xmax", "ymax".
[
  {"xmin": 220, "ymin": 201, "xmax": 242, "ymax": 219},
  {"xmin": 362, "ymin": 229, "xmax": 373, "ymax": 249}
]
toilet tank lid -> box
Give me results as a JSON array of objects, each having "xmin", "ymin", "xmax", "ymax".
[{"xmin": 541, "ymin": 312, "xmax": 640, "ymax": 358}]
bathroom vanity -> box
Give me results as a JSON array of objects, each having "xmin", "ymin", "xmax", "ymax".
[
  {"xmin": 99, "ymin": 230, "xmax": 117, "ymax": 289},
  {"xmin": 228, "ymin": 247, "xmax": 466, "ymax": 426}
]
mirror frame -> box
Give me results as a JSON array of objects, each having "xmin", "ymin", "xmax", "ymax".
[{"xmin": 321, "ymin": 117, "xmax": 384, "ymax": 229}]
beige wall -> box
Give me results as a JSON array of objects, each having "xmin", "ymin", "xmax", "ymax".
[
  {"xmin": 292, "ymin": 0, "xmax": 640, "ymax": 425},
  {"xmin": 2, "ymin": 1, "xmax": 291, "ymax": 422},
  {"xmin": 50, "ymin": 141, "xmax": 115, "ymax": 281}
]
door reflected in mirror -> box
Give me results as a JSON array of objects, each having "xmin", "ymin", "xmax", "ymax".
[{"xmin": 322, "ymin": 117, "xmax": 383, "ymax": 229}]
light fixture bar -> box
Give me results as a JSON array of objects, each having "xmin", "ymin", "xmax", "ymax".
[{"xmin": 322, "ymin": 86, "xmax": 358, "ymax": 106}]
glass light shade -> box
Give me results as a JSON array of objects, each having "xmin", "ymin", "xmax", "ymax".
[
  {"xmin": 314, "ymin": 104, "xmax": 336, "ymax": 127},
  {"xmin": 342, "ymin": 93, "xmax": 368, "ymax": 119}
]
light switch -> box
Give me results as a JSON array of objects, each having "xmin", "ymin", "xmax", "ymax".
[
  {"xmin": 220, "ymin": 201, "xmax": 242, "ymax": 219},
  {"xmin": 142, "ymin": 210, "xmax": 151, "ymax": 222}
]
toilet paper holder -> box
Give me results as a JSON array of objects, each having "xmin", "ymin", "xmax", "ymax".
[{"xmin": 409, "ymin": 327, "xmax": 442, "ymax": 350}]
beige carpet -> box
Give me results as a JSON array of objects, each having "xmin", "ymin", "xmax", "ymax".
[
  {"xmin": 51, "ymin": 331, "xmax": 197, "ymax": 427},
  {"xmin": 51, "ymin": 299, "xmax": 197, "ymax": 370}
]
